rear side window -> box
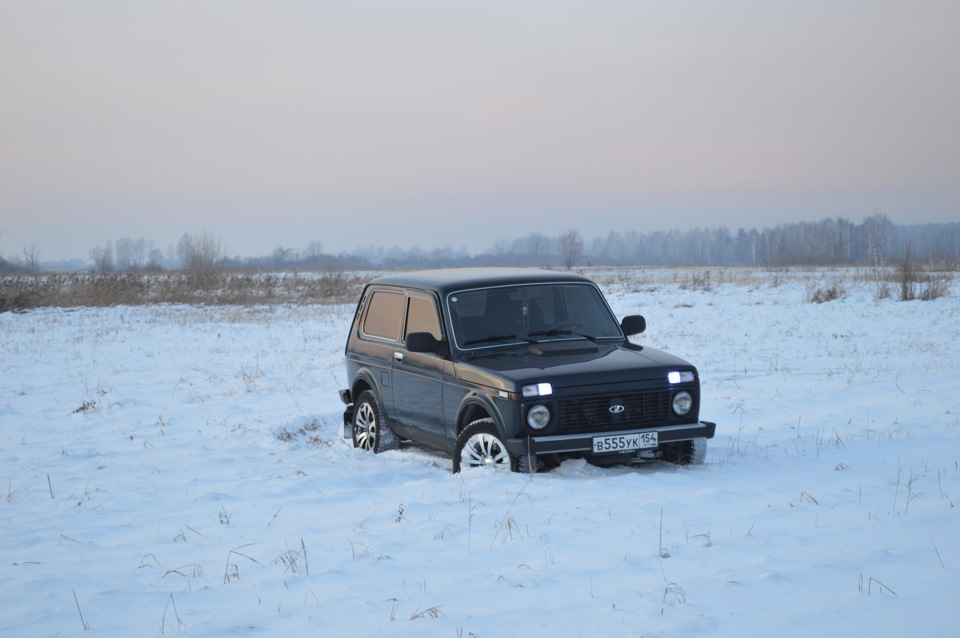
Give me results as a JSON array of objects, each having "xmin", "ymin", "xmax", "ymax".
[{"xmin": 362, "ymin": 290, "xmax": 405, "ymax": 340}]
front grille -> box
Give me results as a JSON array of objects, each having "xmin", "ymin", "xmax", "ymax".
[{"xmin": 554, "ymin": 390, "xmax": 673, "ymax": 434}]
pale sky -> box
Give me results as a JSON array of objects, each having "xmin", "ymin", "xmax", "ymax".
[{"xmin": 2, "ymin": 1, "xmax": 958, "ymax": 262}]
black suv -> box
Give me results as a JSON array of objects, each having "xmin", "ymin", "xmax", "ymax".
[{"xmin": 340, "ymin": 268, "xmax": 715, "ymax": 472}]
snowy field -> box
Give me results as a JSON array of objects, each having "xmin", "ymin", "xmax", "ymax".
[{"xmin": 2, "ymin": 267, "xmax": 958, "ymax": 637}]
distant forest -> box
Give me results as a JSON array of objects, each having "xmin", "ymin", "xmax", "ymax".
[
  {"xmin": 2, "ymin": 213, "xmax": 959, "ymax": 274},
  {"xmin": 230, "ymin": 214, "xmax": 959, "ymax": 271}
]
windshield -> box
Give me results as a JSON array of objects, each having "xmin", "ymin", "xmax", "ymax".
[{"xmin": 447, "ymin": 283, "xmax": 623, "ymax": 350}]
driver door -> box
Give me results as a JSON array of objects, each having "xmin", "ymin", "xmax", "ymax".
[{"xmin": 391, "ymin": 292, "xmax": 446, "ymax": 435}]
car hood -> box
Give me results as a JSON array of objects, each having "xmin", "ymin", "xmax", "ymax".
[{"xmin": 454, "ymin": 339, "xmax": 696, "ymax": 391}]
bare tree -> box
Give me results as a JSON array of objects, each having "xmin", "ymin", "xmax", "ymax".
[
  {"xmin": 558, "ymin": 229, "xmax": 584, "ymax": 270},
  {"xmin": 22, "ymin": 242, "xmax": 41, "ymax": 271},
  {"xmin": 865, "ymin": 212, "xmax": 894, "ymax": 269},
  {"xmin": 178, "ymin": 232, "xmax": 222, "ymax": 285},
  {"xmin": 115, "ymin": 237, "xmax": 149, "ymax": 271},
  {"xmin": 0, "ymin": 232, "xmax": 16, "ymax": 273},
  {"xmin": 176, "ymin": 234, "xmax": 193, "ymax": 267},
  {"xmin": 831, "ymin": 217, "xmax": 853, "ymax": 263},
  {"xmin": 304, "ymin": 240, "xmax": 324, "ymax": 261},
  {"xmin": 527, "ymin": 232, "xmax": 550, "ymax": 264},
  {"xmin": 487, "ymin": 239, "xmax": 511, "ymax": 261},
  {"xmin": 601, "ymin": 231, "xmax": 625, "ymax": 263},
  {"xmin": 90, "ymin": 243, "xmax": 114, "ymax": 273},
  {"xmin": 271, "ymin": 246, "xmax": 297, "ymax": 269},
  {"xmin": 147, "ymin": 248, "xmax": 165, "ymax": 271}
]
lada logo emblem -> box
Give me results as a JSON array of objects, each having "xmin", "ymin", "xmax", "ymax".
[{"xmin": 609, "ymin": 405, "xmax": 625, "ymax": 414}]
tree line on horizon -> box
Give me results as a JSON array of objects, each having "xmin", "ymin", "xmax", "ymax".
[{"xmin": 2, "ymin": 213, "xmax": 959, "ymax": 275}]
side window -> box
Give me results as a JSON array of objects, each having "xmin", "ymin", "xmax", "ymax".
[
  {"xmin": 405, "ymin": 295, "xmax": 442, "ymax": 341},
  {"xmin": 362, "ymin": 290, "xmax": 405, "ymax": 341}
]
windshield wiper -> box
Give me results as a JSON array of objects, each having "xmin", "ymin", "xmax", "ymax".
[
  {"xmin": 463, "ymin": 334, "xmax": 522, "ymax": 347},
  {"xmin": 528, "ymin": 328, "xmax": 598, "ymax": 342}
]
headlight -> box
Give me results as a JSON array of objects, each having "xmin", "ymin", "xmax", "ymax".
[
  {"xmin": 527, "ymin": 404, "xmax": 551, "ymax": 429},
  {"xmin": 672, "ymin": 391, "xmax": 693, "ymax": 416},
  {"xmin": 522, "ymin": 382, "xmax": 553, "ymax": 397}
]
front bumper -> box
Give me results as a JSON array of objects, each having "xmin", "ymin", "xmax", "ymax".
[{"xmin": 506, "ymin": 421, "xmax": 716, "ymax": 456}]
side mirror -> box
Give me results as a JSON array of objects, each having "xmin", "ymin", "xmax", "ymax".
[
  {"xmin": 406, "ymin": 332, "xmax": 442, "ymax": 354},
  {"xmin": 621, "ymin": 315, "xmax": 646, "ymax": 336}
]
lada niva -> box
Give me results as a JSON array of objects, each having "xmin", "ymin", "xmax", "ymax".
[{"xmin": 340, "ymin": 268, "xmax": 715, "ymax": 472}]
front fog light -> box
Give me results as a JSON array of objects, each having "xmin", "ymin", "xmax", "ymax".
[
  {"xmin": 527, "ymin": 404, "xmax": 551, "ymax": 430},
  {"xmin": 672, "ymin": 391, "xmax": 693, "ymax": 416}
]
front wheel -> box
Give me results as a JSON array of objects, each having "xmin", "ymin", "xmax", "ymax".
[
  {"xmin": 453, "ymin": 418, "xmax": 516, "ymax": 473},
  {"xmin": 352, "ymin": 390, "xmax": 400, "ymax": 453},
  {"xmin": 688, "ymin": 437, "xmax": 708, "ymax": 465},
  {"xmin": 663, "ymin": 438, "xmax": 707, "ymax": 466}
]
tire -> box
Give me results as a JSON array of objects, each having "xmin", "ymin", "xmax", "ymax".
[
  {"xmin": 352, "ymin": 390, "xmax": 400, "ymax": 453},
  {"xmin": 453, "ymin": 418, "xmax": 516, "ymax": 473},
  {"xmin": 664, "ymin": 438, "xmax": 707, "ymax": 466},
  {"xmin": 689, "ymin": 438, "xmax": 707, "ymax": 465}
]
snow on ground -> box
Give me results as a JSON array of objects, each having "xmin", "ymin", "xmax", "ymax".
[{"xmin": 1, "ymin": 267, "xmax": 958, "ymax": 637}]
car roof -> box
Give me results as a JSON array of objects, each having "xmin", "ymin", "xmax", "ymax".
[{"xmin": 368, "ymin": 267, "xmax": 596, "ymax": 296}]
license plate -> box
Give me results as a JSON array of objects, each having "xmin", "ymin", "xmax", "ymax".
[{"xmin": 592, "ymin": 432, "xmax": 658, "ymax": 454}]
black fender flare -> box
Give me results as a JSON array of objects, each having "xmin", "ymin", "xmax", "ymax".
[
  {"xmin": 455, "ymin": 390, "xmax": 506, "ymax": 438},
  {"xmin": 350, "ymin": 367, "xmax": 388, "ymax": 414}
]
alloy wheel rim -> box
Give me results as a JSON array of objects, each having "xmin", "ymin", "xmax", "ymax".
[
  {"xmin": 355, "ymin": 402, "xmax": 376, "ymax": 451},
  {"xmin": 461, "ymin": 433, "xmax": 510, "ymax": 469}
]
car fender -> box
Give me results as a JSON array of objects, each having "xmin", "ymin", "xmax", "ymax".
[
  {"xmin": 350, "ymin": 367, "xmax": 388, "ymax": 412},
  {"xmin": 455, "ymin": 390, "xmax": 507, "ymax": 438}
]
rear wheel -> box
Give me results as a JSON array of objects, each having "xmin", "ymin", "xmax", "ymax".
[
  {"xmin": 352, "ymin": 390, "xmax": 400, "ymax": 453},
  {"xmin": 453, "ymin": 418, "xmax": 516, "ymax": 473}
]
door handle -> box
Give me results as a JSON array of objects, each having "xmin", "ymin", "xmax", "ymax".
[{"xmin": 393, "ymin": 352, "xmax": 404, "ymax": 363}]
